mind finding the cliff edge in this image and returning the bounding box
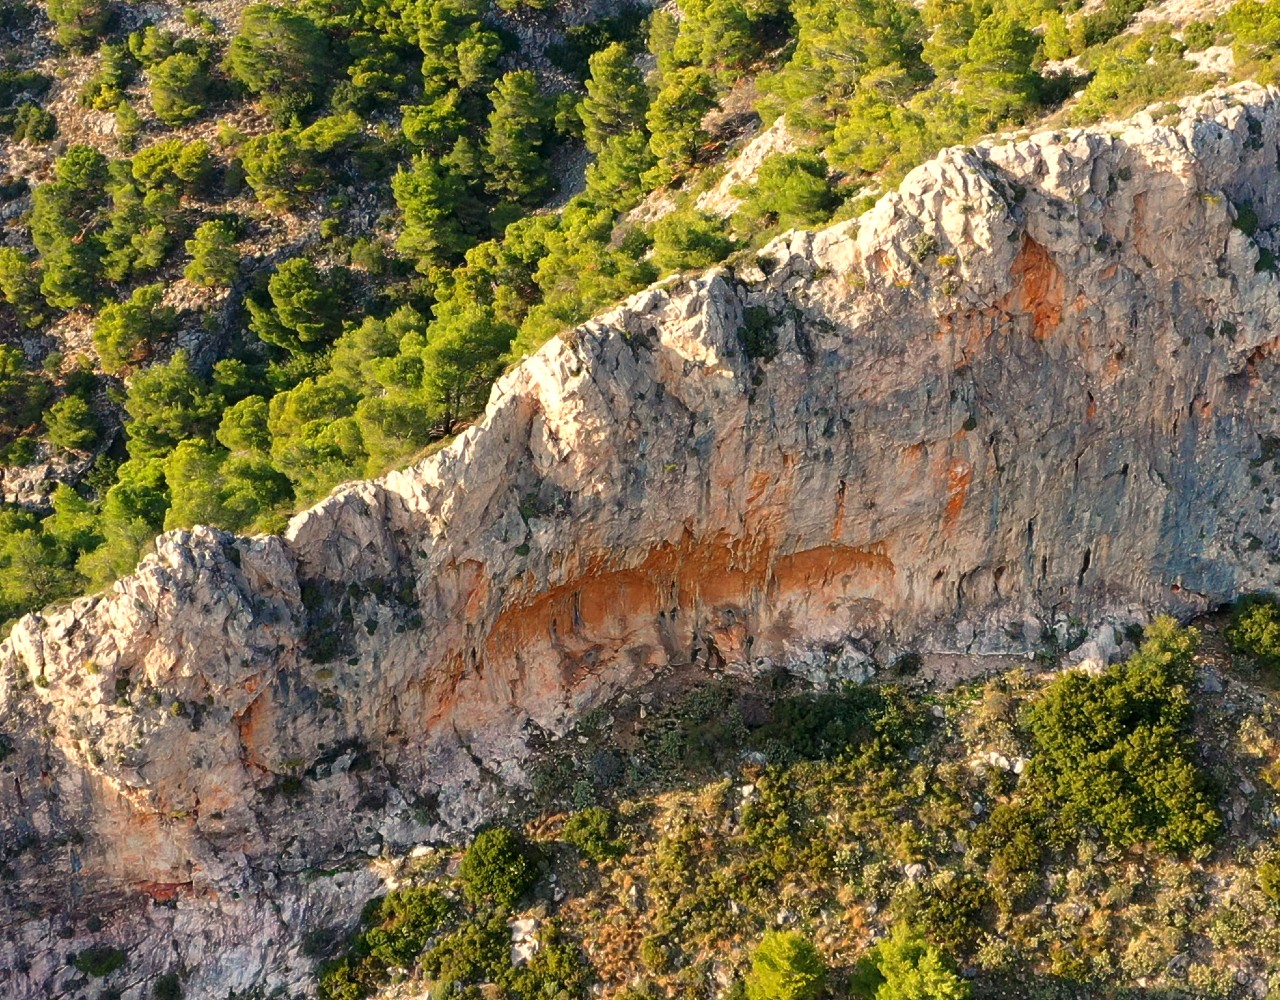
[1,84,1279,996]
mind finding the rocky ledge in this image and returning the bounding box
[2,84,1279,997]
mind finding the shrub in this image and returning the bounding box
[745,931,827,1000]
[1068,32,1206,125]
[93,284,178,374]
[1024,616,1220,852]
[851,924,969,1000]
[893,872,991,953]
[1227,595,1280,674]
[71,945,127,977]
[152,972,183,1000]
[738,305,778,363]
[651,211,736,272]
[752,685,919,762]
[46,395,100,453]
[360,886,453,968]
[123,350,221,460]
[459,826,538,909]
[1259,858,1280,906]
[318,886,454,1000]
[81,42,135,110]
[562,806,624,862]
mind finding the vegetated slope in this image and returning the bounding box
[0,0,1272,634]
[0,80,1279,996]
[317,612,1280,1000]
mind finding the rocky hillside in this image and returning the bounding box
[1,82,1280,997]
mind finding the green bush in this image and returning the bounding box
[46,394,100,453]
[1227,595,1280,674]
[459,826,538,909]
[745,930,827,1000]
[651,211,736,272]
[71,945,127,977]
[360,886,453,968]
[227,4,333,122]
[893,872,991,953]
[419,915,513,991]
[646,66,715,183]
[562,806,624,862]
[1069,31,1206,124]
[317,886,453,1000]
[1024,616,1220,852]
[1083,0,1150,46]
[1259,858,1280,906]
[851,924,969,1000]
[753,684,919,763]
[152,972,183,1000]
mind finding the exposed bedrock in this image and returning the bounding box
[1,84,1279,996]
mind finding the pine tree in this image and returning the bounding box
[46,0,112,53]
[184,220,241,288]
[249,258,345,353]
[419,302,515,429]
[46,395,100,453]
[392,155,475,272]
[645,67,715,184]
[579,43,649,155]
[854,925,970,1000]
[226,4,332,122]
[93,283,177,373]
[957,12,1041,128]
[148,52,212,125]
[485,70,552,204]
[124,350,221,460]
[0,249,48,329]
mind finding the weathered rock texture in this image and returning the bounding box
[3,84,1280,997]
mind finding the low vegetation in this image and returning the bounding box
[305,618,1280,999]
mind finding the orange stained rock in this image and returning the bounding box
[1011,236,1065,339]
[137,881,190,903]
[945,460,973,527]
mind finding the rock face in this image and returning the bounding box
[3,83,1280,996]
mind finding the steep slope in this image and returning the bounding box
[2,83,1280,997]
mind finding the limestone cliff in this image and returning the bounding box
[2,84,1280,997]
